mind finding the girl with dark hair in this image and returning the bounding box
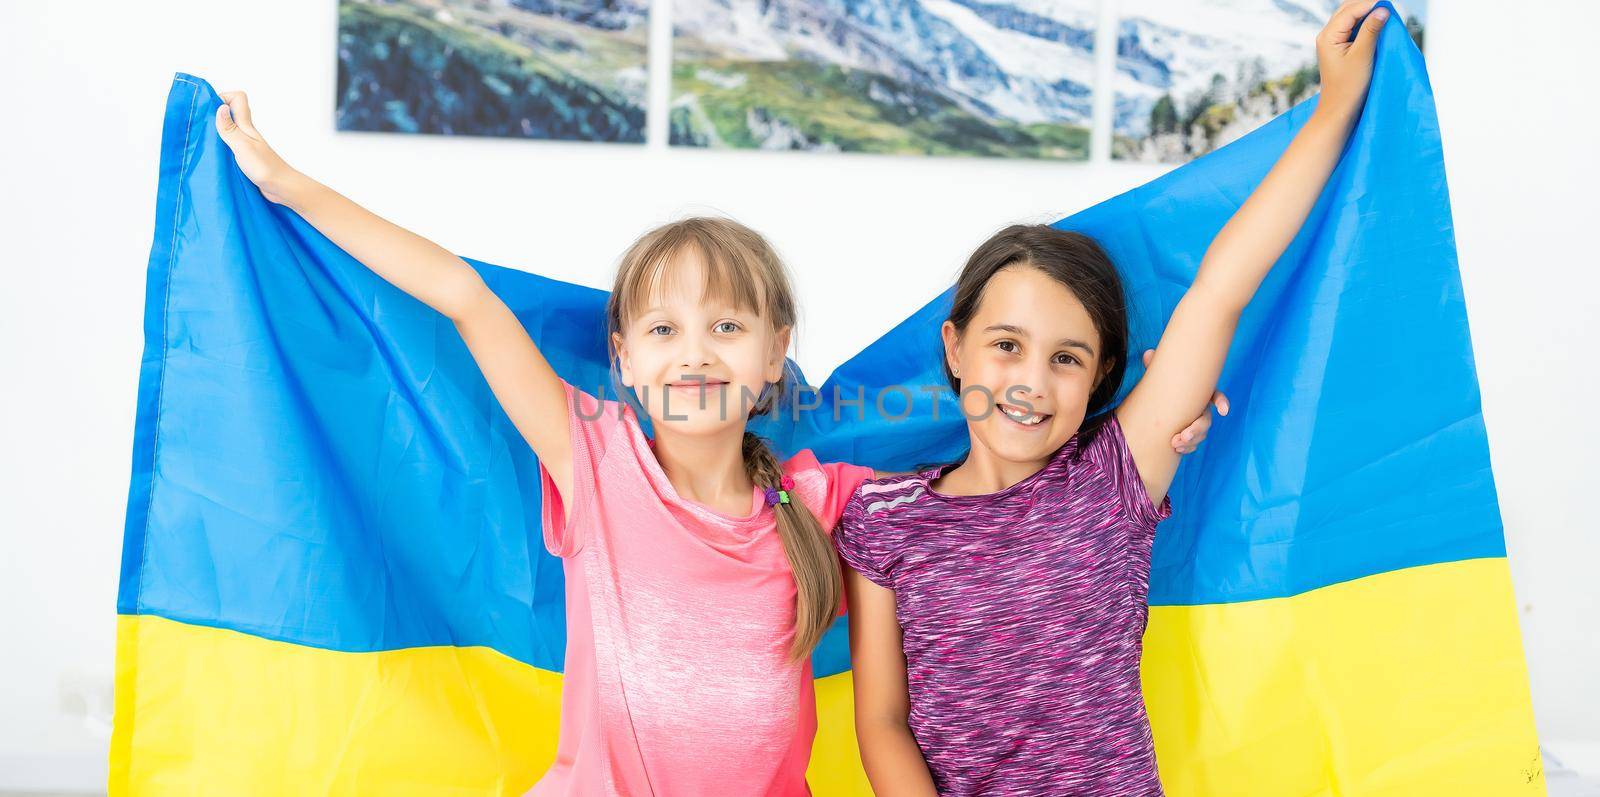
[836,3,1390,794]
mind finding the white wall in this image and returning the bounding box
[1425,0,1600,775]
[0,0,1593,791]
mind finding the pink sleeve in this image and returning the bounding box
[816,460,872,618]
[538,380,627,558]
[816,460,874,530]
[778,453,871,617]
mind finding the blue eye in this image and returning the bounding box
[649,324,673,336]
[715,321,740,334]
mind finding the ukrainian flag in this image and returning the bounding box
[115,6,1540,794]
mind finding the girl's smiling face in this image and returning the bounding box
[613,247,790,435]
[942,264,1112,468]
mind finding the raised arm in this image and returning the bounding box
[1116,0,1387,503]
[214,92,577,503]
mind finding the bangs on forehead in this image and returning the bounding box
[619,235,768,327]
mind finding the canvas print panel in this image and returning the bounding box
[1113,0,1426,163]
[671,0,1098,159]
[337,0,649,143]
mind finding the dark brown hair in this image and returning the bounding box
[944,224,1130,431]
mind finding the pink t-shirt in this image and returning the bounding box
[527,381,872,797]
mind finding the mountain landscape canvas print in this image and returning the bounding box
[336,0,649,143]
[1113,0,1427,162]
[670,0,1098,159]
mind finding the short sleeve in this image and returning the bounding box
[1081,413,1174,528]
[832,491,894,590]
[777,454,873,615]
[815,460,875,530]
[537,380,626,558]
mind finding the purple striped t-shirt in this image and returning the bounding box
[835,413,1172,796]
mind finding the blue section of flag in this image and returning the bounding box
[122,4,1502,679]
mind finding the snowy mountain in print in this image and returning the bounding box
[1114,0,1427,162]
[671,0,1098,159]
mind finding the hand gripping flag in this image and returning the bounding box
[114,6,1542,794]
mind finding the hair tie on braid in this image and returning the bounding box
[763,475,796,506]
[740,431,841,660]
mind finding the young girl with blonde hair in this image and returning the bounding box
[214,105,868,793]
